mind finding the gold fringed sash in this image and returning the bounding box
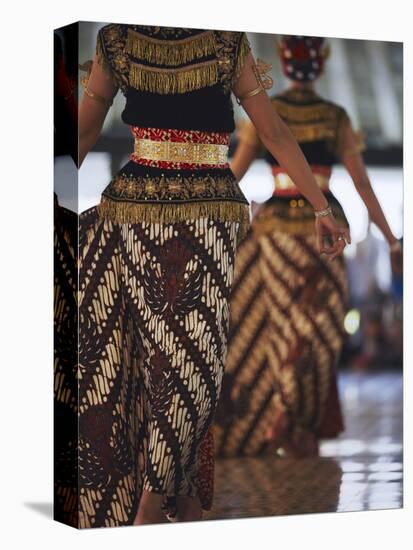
[126,29,216,66]
[129,60,218,94]
[98,197,250,244]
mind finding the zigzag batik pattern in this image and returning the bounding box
[214,229,348,457]
[55,205,238,527]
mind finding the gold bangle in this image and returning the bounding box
[84,86,113,106]
[236,84,264,104]
[314,205,333,218]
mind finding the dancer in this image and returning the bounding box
[214,35,402,458]
[75,25,349,527]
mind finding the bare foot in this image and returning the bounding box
[133,490,169,525]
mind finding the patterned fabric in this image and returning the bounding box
[214,226,348,457]
[60,206,238,527]
[131,126,230,145]
[53,199,78,526]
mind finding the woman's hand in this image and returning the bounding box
[315,214,351,261]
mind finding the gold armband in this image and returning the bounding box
[84,86,113,106]
[79,59,113,106]
[236,57,274,104]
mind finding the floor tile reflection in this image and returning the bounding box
[205,372,402,521]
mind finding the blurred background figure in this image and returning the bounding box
[213,35,402,460]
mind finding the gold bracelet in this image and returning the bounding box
[314,205,333,218]
[236,84,265,104]
[84,86,113,106]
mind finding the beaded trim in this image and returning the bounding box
[99,173,250,243]
[126,28,216,66]
[132,139,229,167]
[103,173,247,204]
[94,25,251,96]
[129,59,218,94]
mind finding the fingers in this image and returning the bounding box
[316,219,351,260]
[343,227,351,244]
[321,235,346,261]
[332,225,351,244]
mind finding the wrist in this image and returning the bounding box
[314,205,333,218]
[312,197,329,211]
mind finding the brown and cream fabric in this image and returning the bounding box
[54,201,239,527]
[213,87,356,458]
[214,227,348,457]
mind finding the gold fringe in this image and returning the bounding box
[126,29,216,66]
[129,60,218,94]
[98,197,251,244]
[235,33,251,80]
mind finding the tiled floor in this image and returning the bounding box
[204,371,403,521]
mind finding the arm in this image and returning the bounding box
[232,52,350,259]
[340,125,402,272]
[78,55,118,167]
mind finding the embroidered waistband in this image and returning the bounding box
[130,127,230,169]
[271,165,331,196]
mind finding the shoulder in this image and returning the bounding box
[271,92,348,121]
[97,24,128,54]
[96,24,129,91]
[214,30,245,42]
[319,98,348,117]
[214,30,250,57]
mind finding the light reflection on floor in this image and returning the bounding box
[204,372,402,521]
